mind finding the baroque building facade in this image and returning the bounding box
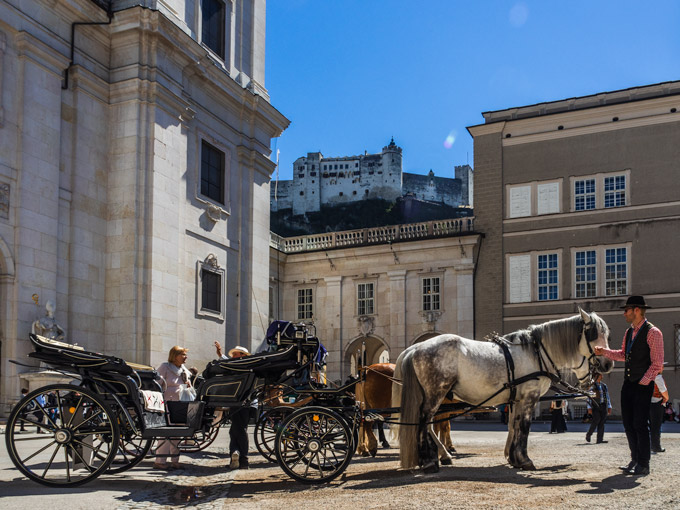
[0,0,288,415]
[468,80,680,416]
[271,138,473,215]
[269,218,479,382]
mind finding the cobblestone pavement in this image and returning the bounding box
[2,421,679,510]
[0,424,239,510]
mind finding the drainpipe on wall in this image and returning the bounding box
[473,233,485,339]
[62,5,114,90]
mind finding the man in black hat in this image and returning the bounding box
[594,295,664,476]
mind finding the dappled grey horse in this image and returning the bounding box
[393,310,613,472]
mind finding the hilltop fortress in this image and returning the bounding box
[271,139,473,215]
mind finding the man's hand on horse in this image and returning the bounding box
[593,346,604,356]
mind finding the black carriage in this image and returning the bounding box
[6,323,360,487]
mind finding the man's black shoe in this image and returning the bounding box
[596,440,608,444]
[651,447,665,453]
[630,465,649,476]
[585,434,591,443]
[619,461,636,472]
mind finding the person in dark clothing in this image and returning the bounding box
[585,373,611,443]
[594,295,664,476]
[215,342,252,469]
[549,400,567,433]
[649,372,669,453]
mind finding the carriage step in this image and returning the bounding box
[141,426,197,439]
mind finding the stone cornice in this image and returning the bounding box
[15,30,70,77]
[466,121,505,138]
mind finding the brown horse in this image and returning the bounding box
[354,363,395,457]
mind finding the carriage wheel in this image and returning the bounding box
[5,384,120,487]
[178,424,220,453]
[254,406,294,462]
[105,409,152,474]
[275,406,353,484]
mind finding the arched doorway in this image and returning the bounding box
[345,335,390,377]
[412,331,442,345]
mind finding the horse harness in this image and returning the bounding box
[489,319,600,408]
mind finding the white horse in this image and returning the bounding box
[392,310,613,472]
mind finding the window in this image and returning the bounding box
[201,0,225,58]
[605,247,627,296]
[197,255,225,320]
[422,277,440,311]
[507,180,561,218]
[575,250,596,298]
[537,253,558,301]
[604,175,626,208]
[570,244,630,299]
[202,270,221,312]
[357,283,374,316]
[201,140,225,204]
[297,288,313,320]
[571,171,628,212]
[508,251,560,303]
[574,179,595,211]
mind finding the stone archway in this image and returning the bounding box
[412,331,442,345]
[345,335,390,377]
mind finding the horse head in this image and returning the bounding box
[578,309,613,381]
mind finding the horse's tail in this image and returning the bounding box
[391,350,406,442]
[396,350,423,469]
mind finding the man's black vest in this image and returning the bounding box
[624,321,652,383]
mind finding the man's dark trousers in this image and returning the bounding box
[621,380,654,467]
[649,401,665,450]
[229,407,251,461]
[587,405,607,442]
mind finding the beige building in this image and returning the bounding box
[269,218,480,382]
[468,81,680,415]
[0,0,288,415]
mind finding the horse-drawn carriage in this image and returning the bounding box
[6,310,612,486]
[6,323,361,486]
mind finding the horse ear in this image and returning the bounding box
[579,308,591,324]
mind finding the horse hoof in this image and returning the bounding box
[448,447,457,454]
[440,457,452,466]
[422,462,440,474]
[361,451,370,457]
[370,449,377,457]
[520,462,536,471]
[382,442,391,449]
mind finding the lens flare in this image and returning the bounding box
[443,131,456,149]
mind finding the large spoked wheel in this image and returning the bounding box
[178,424,221,453]
[5,384,120,487]
[254,406,294,462]
[106,408,152,474]
[275,406,353,484]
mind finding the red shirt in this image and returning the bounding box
[602,319,664,385]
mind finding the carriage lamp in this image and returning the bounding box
[313,414,320,422]
[69,406,76,414]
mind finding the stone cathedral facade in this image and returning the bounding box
[0,0,288,415]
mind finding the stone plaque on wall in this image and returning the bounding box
[0,183,9,219]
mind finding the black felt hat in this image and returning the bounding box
[620,295,652,309]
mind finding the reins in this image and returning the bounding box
[386,319,599,427]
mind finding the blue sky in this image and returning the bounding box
[265,1,680,181]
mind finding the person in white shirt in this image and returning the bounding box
[649,370,669,453]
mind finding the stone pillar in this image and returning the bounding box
[388,269,407,357]
[323,276,343,381]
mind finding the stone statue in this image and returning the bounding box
[32,300,65,341]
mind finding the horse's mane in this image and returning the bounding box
[525,312,608,366]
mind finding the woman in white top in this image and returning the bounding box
[154,346,192,469]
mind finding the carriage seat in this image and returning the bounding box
[28,333,133,376]
[202,343,301,379]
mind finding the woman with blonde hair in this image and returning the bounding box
[154,346,192,469]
